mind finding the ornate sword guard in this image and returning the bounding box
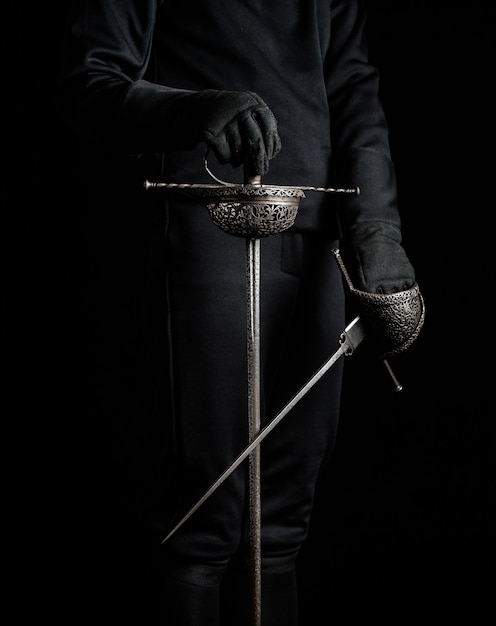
[144,154,359,238]
[203,183,304,237]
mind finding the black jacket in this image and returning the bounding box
[56,0,400,233]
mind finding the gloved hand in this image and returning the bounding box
[170,89,281,175]
[342,220,416,294]
[333,145,424,357]
[333,246,425,359]
[119,83,281,174]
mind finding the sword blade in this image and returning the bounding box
[161,315,367,544]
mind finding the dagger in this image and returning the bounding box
[161,314,367,544]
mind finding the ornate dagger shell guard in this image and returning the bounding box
[332,248,425,358]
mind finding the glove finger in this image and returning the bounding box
[207,122,253,169]
[225,123,246,168]
[239,113,270,175]
[245,106,281,161]
[343,223,415,294]
[204,92,280,174]
[360,243,415,294]
[207,132,234,166]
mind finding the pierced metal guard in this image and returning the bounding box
[143,153,359,239]
[204,185,304,237]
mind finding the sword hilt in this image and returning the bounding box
[332,247,404,393]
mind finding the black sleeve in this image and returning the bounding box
[325,0,402,230]
[55,0,200,153]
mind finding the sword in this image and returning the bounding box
[161,314,367,544]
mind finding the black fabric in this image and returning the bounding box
[157,574,220,626]
[53,1,413,623]
[152,196,345,567]
[55,0,393,233]
[220,555,298,626]
[335,147,416,293]
[168,89,281,175]
[156,565,298,626]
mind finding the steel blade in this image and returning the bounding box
[161,315,367,544]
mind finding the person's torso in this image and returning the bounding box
[151,0,338,232]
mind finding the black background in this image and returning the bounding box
[3,1,494,622]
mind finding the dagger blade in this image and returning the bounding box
[161,315,367,544]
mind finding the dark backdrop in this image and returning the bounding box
[3,1,494,622]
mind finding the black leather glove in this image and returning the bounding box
[342,220,415,294]
[334,147,423,356]
[185,90,281,175]
[117,84,281,174]
[140,88,281,175]
[335,147,415,294]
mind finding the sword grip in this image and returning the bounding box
[243,159,262,186]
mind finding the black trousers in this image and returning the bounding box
[156,194,346,586]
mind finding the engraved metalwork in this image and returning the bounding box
[203,185,304,236]
[332,248,425,359]
[348,283,425,358]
